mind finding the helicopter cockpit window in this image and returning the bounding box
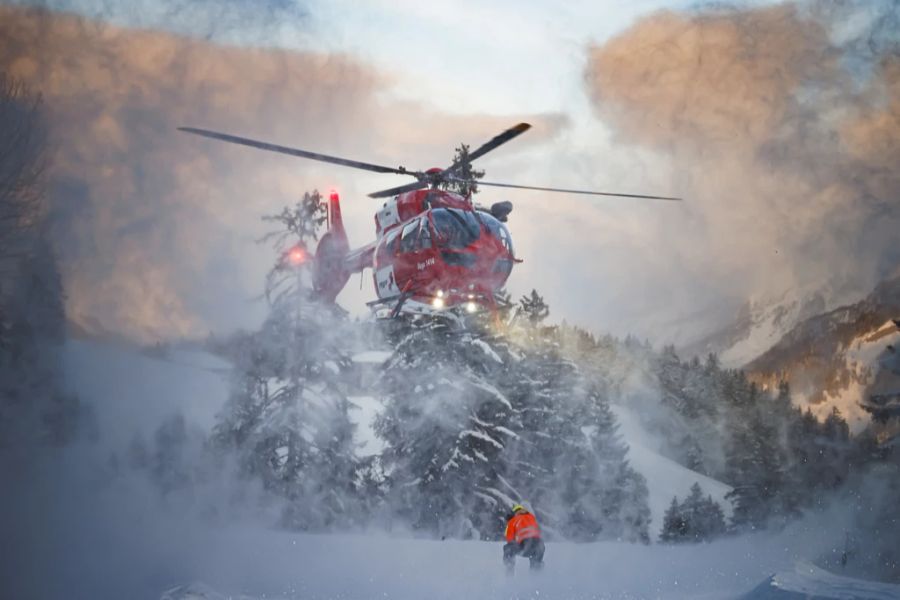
[477,212,514,256]
[384,229,401,255]
[418,220,432,250]
[431,208,480,249]
[400,220,419,253]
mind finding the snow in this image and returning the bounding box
[348,396,385,456]
[148,528,899,600]
[351,350,392,364]
[746,562,900,599]
[483,486,519,508]
[612,405,734,533]
[467,380,514,410]
[459,429,504,449]
[493,425,520,439]
[471,338,504,364]
[720,291,811,368]
[810,320,900,432]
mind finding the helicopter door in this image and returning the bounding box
[393,219,421,287]
[374,228,401,298]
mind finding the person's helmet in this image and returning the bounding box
[511,503,526,513]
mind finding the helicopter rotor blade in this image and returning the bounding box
[447,123,531,172]
[465,179,682,201]
[368,180,429,199]
[178,127,412,176]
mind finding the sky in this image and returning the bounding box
[2,0,898,345]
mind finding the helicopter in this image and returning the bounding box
[178,123,680,318]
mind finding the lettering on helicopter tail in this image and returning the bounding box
[376,199,401,233]
[417,257,436,271]
[375,265,400,296]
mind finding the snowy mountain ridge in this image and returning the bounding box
[682,285,832,368]
[744,276,900,430]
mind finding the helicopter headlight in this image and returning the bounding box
[465,301,478,314]
[432,296,445,309]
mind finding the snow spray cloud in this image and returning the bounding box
[0,4,566,342]
[583,1,900,322]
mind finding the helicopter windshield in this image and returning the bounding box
[431,208,480,249]
[477,212,514,256]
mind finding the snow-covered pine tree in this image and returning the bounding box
[659,497,686,543]
[582,385,651,543]
[682,482,726,541]
[504,323,588,538]
[515,289,550,328]
[659,482,725,543]
[213,191,362,530]
[724,385,793,531]
[375,318,517,539]
[506,293,650,543]
[637,347,726,479]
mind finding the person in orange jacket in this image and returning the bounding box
[503,503,544,572]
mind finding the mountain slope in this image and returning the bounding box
[612,405,733,530]
[683,287,830,368]
[745,277,900,429]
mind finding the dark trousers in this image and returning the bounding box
[503,537,545,570]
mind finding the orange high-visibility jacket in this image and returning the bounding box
[505,512,541,543]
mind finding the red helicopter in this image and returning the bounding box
[178,123,679,318]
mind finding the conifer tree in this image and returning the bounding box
[213,192,361,530]
[443,144,484,197]
[660,497,686,543]
[725,399,791,530]
[516,289,550,327]
[375,319,517,539]
[660,482,725,543]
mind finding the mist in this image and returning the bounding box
[582,1,900,339]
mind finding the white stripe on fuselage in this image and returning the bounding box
[375,265,400,296]
[376,199,401,234]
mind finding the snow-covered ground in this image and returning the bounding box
[746,562,900,600]
[49,339,899,600]
[150,528,900,600]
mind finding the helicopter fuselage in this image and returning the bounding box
[367,189,515,314]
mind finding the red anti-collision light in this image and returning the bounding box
[287,246,306,265]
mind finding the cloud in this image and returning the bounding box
[0,5,566,341]
[583,2,900,328]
